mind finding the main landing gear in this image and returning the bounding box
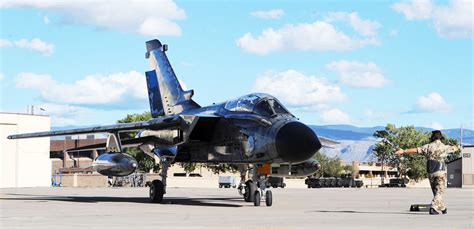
[238,164,273,207]
[149,156,171,203]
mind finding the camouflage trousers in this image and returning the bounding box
[429,173,446,213]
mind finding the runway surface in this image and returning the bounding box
[1,187,473,228]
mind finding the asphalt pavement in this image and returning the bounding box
[1,187,473,228]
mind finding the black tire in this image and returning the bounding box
[282,183,286,188]
[244,180,256,202]
[219,184,222,188]
[265,190,272,207]
[150,180,164,203]
[254,191,261,206]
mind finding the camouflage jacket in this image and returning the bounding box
[417,140,458,161]
[417,140,459,176]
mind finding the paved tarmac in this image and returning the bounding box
[1,187,473,228]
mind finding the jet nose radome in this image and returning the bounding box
[275,122,322,163]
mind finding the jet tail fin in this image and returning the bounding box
[145,39,200,116]
[145,70,164,118]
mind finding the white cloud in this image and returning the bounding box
[38,103,94,126]
[364,109,393,119]
[0,0,186,36]
[16,71,147,105]
[237,14,380,55]
[0,72,4,81]
[320,108,351,124]
[252,70,346,108]
[416,92,452,112]
[392,0,473,38]
[43,15,50,24]
[430,121,444,130]
[324,12,380,37]
[14,38,54,56]
[326,60,390,88]
[1,38,54,56]
[392,0,433,20]
[251,9,284,20]
[0,39,12,48]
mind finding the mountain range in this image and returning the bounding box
[310,125,473,163]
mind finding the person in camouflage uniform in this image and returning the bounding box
[395,130,459,215]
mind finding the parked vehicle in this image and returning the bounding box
[380,178,409,188]
[218,176,236,188]
[267,177,286,188]
[305,177,364,188]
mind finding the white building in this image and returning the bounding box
[0,112,51,188]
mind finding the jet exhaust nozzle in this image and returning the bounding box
[92,153,138,177]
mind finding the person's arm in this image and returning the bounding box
[395,148,419,155]
[448,144,460,152]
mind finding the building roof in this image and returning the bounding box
[0,112,49,117]
[447,157,462,164]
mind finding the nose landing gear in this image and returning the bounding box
[238,164,273,207]
[253,175,273,206]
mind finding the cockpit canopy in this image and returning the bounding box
[224,93,292,117]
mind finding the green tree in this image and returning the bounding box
[313,151,345,177]
[116,111,159,172]
[205,164,239,174]
[178,162,205,174]
[373,124,429,181]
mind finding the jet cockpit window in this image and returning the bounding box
[224,94,260,112]
[254,99,290,117]
[269,99,290,114]
[254,100,273,117]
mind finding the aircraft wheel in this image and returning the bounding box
[265,190,272,207]
[150,180,164,203]
[254,191,261,206]
[244,180,255,202]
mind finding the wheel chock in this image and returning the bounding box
[410,204,430,212]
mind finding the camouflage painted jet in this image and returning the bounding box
[8,39,323,206]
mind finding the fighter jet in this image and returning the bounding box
[8,39,322,207]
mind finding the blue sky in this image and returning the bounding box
[0,0,472,130]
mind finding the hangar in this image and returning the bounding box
[0,112,51,188]
[447,145,474,188]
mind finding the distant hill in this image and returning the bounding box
[310,125,474,163]
[310,125,473,144]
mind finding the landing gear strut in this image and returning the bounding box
[238,164,273,207]
[253,175,272,207]
[149,156,171,203]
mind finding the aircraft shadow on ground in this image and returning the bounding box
[1,193,244,208]
[309,210,424,216]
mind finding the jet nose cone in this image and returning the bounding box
[275,122,322,163]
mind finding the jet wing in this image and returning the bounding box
[7,115,182,140]
[64,136,170,152]
[319,136,340,145]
